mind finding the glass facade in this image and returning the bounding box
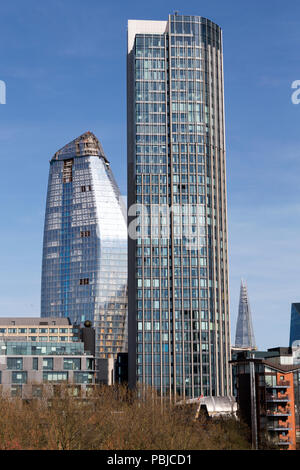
[41,132,128,360]
[12,372,27,384]
[43,372,68,382]
[127,15,231,399]
[289,303,300,347]
[0,341,85,355]
[64,358,81,370]
[7,358,23,370]
[234,280,256,349]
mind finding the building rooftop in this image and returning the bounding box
[51,131,109,163]
[178,396,237,417]
[0,317,71,326]
[263,359,300,373]
[128,19,168,53]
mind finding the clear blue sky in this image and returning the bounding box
[0,0,300,350]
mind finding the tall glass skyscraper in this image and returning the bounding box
[41,131,128,360]
[289,303,300,347]
[127,15,231,399]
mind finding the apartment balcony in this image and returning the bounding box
[266,410,291,417]
[266,393,289,402]
[267,424,292,432]
[266,381,290,389]
[276,440,292,446]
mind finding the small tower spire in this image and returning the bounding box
[235,280,256,349]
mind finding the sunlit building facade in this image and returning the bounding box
[127,14,231,399]
[41,132,128,360]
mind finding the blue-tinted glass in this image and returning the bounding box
[41,132,128,360]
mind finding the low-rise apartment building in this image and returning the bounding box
[231,347,300,450]
[0,317,96,398]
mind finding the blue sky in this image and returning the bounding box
[0,0,300,349]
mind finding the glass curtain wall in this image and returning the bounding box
[41,132,128,360]
[128,15,231,399]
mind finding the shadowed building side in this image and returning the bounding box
[289,303,300,347]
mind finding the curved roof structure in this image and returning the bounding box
[178,396,237,417]
[51,131,108,163]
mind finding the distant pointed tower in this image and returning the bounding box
[235,280,256,349]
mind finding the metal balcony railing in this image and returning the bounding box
[276,437,292,445]
[266,381,290,388]
[266,410,291,417]
[266,393,289,402]
[267,424,292,431]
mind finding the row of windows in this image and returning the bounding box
[0,343,84,356]
[136,155,166,164]
[135,59,165,70]
[170,58,204,69]
[137,288,208,297]
[136,268,208,278]
[137,321,209,331]
[9,384,95,398]
[136,255,207,264]
[5,357,94,371]
[135,92,166,103]
[135,113,166,124]
[136,125,166,133]
[137,335,212,351]
[135,36,165,48]
[170,46,203,59]
[135,164,168,173]
[171,80,206,92]
[135,161,205,172]
[136,247,207,257]
[135,172,204,184]
[136,135,166,143]
[0,328,71,334]
[0,371,95,385]
[170,69,204,81]
[137,344,211,358]
[135,47,165,58]
[3,336,77,343]
[135,195,209,206]
[136,70,165,80]
[136,103,166,113]
[138,310,212,320]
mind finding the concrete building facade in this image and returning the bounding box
[0,318,96,398]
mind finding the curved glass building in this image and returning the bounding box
[127,14,231,398]
[41,131,128,359]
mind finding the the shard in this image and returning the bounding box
[235,280,256,349]
[41,131,128,360]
